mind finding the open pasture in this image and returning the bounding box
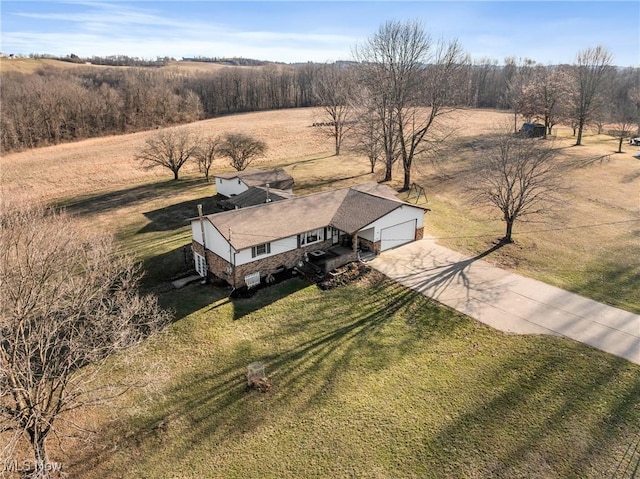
[2,107,638,311]
[2,107,639,477]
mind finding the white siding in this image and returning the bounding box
[191,220,203,244]
[358,227,375,241]
[380,220,417,251]
[191,219,236,262]
[216,177,249,197]
[235,236,298,266]
[360,205,424,241]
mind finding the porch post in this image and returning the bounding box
[352,233,358,254]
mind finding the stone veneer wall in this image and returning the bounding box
[193,238,335,288]
[193,241,234,283]
[358,237,381,254]
[233,239,333,287]
[193,226,424,288]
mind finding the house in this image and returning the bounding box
[215,168,294,198]
[220,186,295,210]
[519,122,546,138]
[191,183,426,288]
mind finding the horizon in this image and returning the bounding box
[1,1,639,67]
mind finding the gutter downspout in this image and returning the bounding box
[197,204,208,280]
[229,227,237,290]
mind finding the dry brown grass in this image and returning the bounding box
[0,57,117,74]
[0,57,271,75]
[2,107,638,310]
[0,108,332,204]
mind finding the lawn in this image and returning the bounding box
[2,107,639,477]
[2,107,638,312]
[62,275,639,479]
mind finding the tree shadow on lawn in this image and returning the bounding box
[139,244,194,291]
[379,241,506,315]
[70,278,467,477]
[417,342,640,478]
[137,194,225,233]
[56,178,206,218]
[230,276,312,321]
[257,279,467,408]
[139,245,232,322]
[566,241,640,315]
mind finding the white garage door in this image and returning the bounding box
[380,219,417,251]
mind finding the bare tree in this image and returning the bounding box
[520,66,571,137]
[312,64,355,155]
[353,110,383,173]
[569,46,614,146]
[195,135,221,181]
[0,203,170,477]
[218,132,267,171]
[628,86,640,136]
[610,84,638,153]
[354,21,468,189]
[503,57,536,133]
[135,129,199,180]
[471,133,560,243]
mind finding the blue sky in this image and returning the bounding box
[1,1,638,66]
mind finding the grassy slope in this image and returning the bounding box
[0,58,244,74]
[3,108,637,312]
[68,277,639,479]
[2,108,639,476]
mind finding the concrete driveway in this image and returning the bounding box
[370,239,640,365]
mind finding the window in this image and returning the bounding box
[299,228,325,246]
[194,252,207,277]
[251,243,271,258]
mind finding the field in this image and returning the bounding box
[0,57,270,74]
[2,107,638,311]
[1,107,639,477]
[65,276,639,478]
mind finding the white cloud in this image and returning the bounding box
[3,1,356,62]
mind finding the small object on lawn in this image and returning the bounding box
[247,361,265,386]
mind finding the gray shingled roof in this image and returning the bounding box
[215,168,294,190]
[331,189,400,233]
[204,182,415,251]
[222,186,295,209]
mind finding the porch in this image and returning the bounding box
[307,245,358,274]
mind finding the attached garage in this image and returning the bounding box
[380,219,417,251]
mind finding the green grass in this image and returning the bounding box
[408,193,640,314]
[69,275,639,479]
[33,134,637,477]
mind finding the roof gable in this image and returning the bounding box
[331,189,400,233]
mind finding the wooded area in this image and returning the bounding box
[1,54,638,153]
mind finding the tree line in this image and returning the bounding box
[0,64,319,152]
[2,45,638,155]
[313,26,638,190]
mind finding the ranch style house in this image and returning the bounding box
[191,182,426,288]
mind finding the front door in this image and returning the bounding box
[331,227,339,245]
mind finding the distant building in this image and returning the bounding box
[214,168,294,198]
[520,123,546,138]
